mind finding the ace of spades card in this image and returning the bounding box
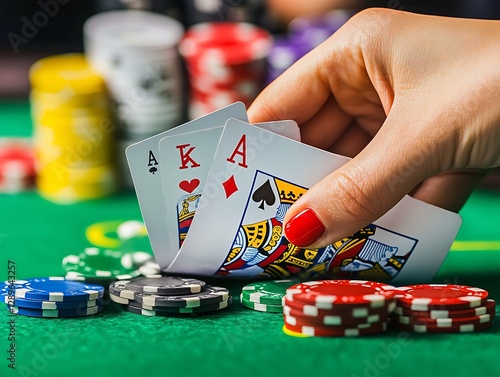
[167,119,462,283]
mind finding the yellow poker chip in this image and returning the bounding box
[29,53,105,95]
[282,325,310,338]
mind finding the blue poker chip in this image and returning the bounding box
[2,295,104,310]
[7,305,104,318]
[1,277,104,302]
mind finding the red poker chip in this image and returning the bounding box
[284,305,389,326]
[179,22,272,66]
[283,319,388,337]
[393,312,494,327]
[283,297,396,317]
[391,319,493,334]
[286,280,397,309]
[393,298,496,319]
[0,139,36,192]
[394,284,489,311]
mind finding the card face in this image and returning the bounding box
[167,119,462,284]
[157,119,301,256]
[125,102,248,268]
[159,127,224,253]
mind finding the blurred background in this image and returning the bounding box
[0,0,499,203]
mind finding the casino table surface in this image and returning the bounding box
[1,100,500,377]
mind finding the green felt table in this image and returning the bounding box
[1,100,500,377]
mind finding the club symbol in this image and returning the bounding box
[149,167,158,175]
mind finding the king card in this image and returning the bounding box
[158,120,300,255]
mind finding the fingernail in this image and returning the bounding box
[284,208,326,247]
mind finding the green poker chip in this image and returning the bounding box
[63,247,154,282]
[240,294,283,313]
[241,279,300,305]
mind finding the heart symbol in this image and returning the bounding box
[179,179,200,193]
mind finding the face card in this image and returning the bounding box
[125,102,248,268]
[167,119,462,284]
[157,119,300,255]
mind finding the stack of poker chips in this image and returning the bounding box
[179,22,272,119]
[29,53,118,204]
[0,138,35,193]
[282,280,397,337]
[390,284,495,334]
[1,277,104,318]
[84,10,185,188]
[239,279,299,313]
[109,276,232,316]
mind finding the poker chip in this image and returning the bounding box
[179,22,271,119]
[241,279,299,305]
[127,297,233,316]
[2,296,102,310]
[395,313,494,327]
[133,286,230,308]
[394,284,489,311]
[0,138,36,193]
[391,320,493,334]
[29,53,118,203]
[283,320,388,337]
[286,280,397,309]
[109,292,129,305]
[240,294,283,313]
[1,277,104,302]
[63,248,154,282]
[283,305,386,326]
[7,305,103,318]
[284,297,396,317]
[112,276,206,296]
[393,298,496,319]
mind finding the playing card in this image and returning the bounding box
[157,119,300,255]
[125,102,248,268]
[167,119,462,284]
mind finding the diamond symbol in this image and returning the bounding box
[222,175,238,198]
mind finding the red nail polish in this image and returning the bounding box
[284,208,325,247]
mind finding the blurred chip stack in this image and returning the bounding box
[266,36,309,84]
[0,139,36,193]
[83,10,185,187]
[179,22,272,119]
[30,53,118,204]
[288,10,351,51]
[266,10,352,84]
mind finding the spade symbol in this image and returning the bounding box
[252,179,276,210]
[149,167,158,175]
